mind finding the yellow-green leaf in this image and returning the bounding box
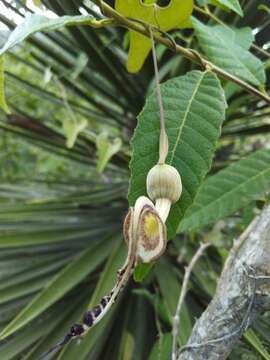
[33,0,42,7]
[96,132,122,173]
[0,56,10,114]
[62,118,87,149]
[115,0,194,72]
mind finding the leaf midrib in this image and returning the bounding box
[168,71,206,165]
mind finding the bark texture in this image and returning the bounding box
[178,205,270,360]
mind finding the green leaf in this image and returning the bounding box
[0,15,98,56]
[244,329,270,360]
[0,238,117,340]
[21,295,89,360]
[129,70,226,238]
[96,132,122,173]
[133,262,153,282]
[193,19,266,86]
[0,56,10,114]
[70,53,88,80]
[62,118,87,149]
[210,0,243,16]
[149,333,173,360]
[118,331,135,360]
[33,0,42,7]
[133,288,170,324]
[179,149,270,232]
[115,0,193,72]
[0,301,74,360]
[232,27,254,49]
[155,259,192,345]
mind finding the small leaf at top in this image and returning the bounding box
[115,0,194,73]
[96,132,122,173]
[129,70,227,239]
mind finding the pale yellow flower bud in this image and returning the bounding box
[146,164,182,204]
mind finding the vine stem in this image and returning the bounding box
[91,0,270,104]
[171,242,211,360]
[150,27,168,164]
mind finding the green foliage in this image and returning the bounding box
[0,0,269,359]
[129,70,226,238]
[96,132,122,173]
[193,19,266,85]
[179,149,270,232]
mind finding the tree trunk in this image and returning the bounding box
[178,205,270,360]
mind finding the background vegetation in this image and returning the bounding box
[0,0,269,359]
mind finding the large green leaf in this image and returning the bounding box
[129,70,226,238]
[0,238,117,340]
[179,149,270,232]
[193,19,266,86]
[0,14,99,56]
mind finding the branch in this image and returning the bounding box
[172,242,211,360]
[177,205,270,360]
[93,0,270,104]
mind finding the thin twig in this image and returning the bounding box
[91,0,270,104]
[150,27,168,164]
[171,242,211,360]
